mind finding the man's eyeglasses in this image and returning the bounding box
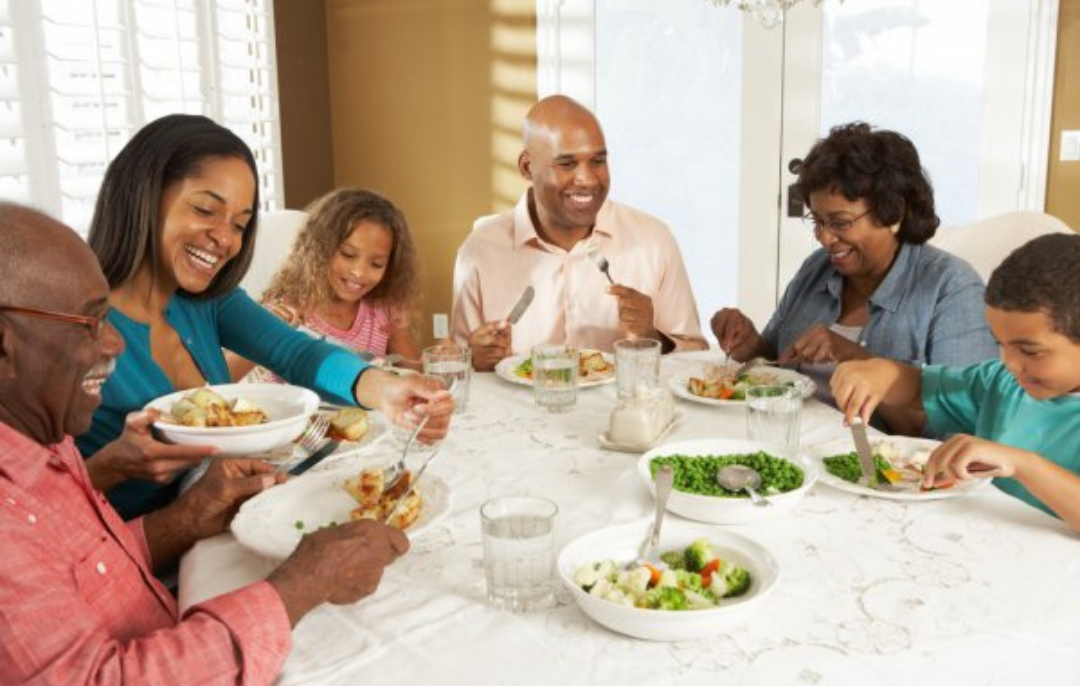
[802,209,873,236]
[0,305,110,339]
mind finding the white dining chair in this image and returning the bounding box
[241,208,309,299]
[931,211,1074,283]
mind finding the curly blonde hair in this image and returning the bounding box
[263,188,420,319]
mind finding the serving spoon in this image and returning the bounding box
[717,464,772,507]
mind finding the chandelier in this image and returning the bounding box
[705,0,837,29]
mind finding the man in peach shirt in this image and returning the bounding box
[452,95,707,371]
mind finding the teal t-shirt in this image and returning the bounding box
[922,359,1080,516]
[76,288,370,519]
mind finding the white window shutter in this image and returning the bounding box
[1,0,283,237]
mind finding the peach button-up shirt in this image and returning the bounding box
[452,192,707,355]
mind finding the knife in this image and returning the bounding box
[850,418,878,488]
[506,285,535,325]
[288,439,340,476]
[384,448,440,524]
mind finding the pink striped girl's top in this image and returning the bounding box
[305,300,407,356]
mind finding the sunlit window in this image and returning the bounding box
[0,0,282,236]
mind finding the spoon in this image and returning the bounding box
[717,464,772,507]
[636,465,674,567]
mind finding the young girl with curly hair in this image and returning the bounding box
[234,188,422,378]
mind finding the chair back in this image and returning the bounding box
[241,209,309,299]
[932,211,1074,282]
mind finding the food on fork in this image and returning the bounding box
[327,406,369,442]
[343,467,423,530]
[169,387,268,427]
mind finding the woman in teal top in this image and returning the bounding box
[78,115,452,519]
[831,233,1080,531]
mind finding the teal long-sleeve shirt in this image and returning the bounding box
[77,288,370,519]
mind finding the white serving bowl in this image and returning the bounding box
[637,438,817,524]
[558,520,779,641]
[145,383,320,456]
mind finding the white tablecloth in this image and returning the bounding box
[179,356,1080,685]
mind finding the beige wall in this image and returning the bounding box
[1047,2,1079,231]
[272,0,336,210]
[324,0,536,344]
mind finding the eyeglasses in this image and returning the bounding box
[802,209,873,236]
[0,305,110,340]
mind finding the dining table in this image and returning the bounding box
[179,352,1080,686]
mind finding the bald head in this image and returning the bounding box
[522,95,604,153]
[0,202,104,311]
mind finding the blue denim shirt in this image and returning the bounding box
[762,242,997,367]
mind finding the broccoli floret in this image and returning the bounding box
[684,538,716,573]
[674,569,703,592]
[712,564,751,598]
[645,584,688,610]
[659,550,685,569]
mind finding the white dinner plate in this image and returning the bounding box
[807,435,991,501]
[231,460,452,559]
[667,365,815,407]
[494,351,616,388]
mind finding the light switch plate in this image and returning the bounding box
[433,313,449,339]
[1061,131,1080,162]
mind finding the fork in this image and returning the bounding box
[588,249,615,285]
[275,414,329,473]
[383,413,430,489]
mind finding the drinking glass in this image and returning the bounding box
[422,343,470,413]
[480,495,558,613]
[745,385,802,453]
[531,343,578,413]
[613,337,661,399]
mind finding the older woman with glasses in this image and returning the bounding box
[710,122,996,426]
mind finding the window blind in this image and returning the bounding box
[0,0,282,236]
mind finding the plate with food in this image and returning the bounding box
[145,383,319,456]
[808,435,991,501]
[667,363,814,407]
[231,460,452,559]
[494,349,616,388]
[558,520,779,641]
[637,438,817,523]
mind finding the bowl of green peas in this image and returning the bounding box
[637,439,817,523]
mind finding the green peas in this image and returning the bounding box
[649,452,804,497]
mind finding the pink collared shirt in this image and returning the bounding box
[451,193,707,354]
[0,423,291,685]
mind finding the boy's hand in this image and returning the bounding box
[830,359,901,424]
[922,434,1019,489]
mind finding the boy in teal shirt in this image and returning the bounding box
[831,232,1080,531]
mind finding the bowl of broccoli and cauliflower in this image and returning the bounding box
[558,520,779,641]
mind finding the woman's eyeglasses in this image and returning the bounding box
[803,209,873,236]
[0,305,110,339]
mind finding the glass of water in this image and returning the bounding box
[745,384,802,453]
[422,343,471,413]
[613,337,661,399]
[480,495,558,613]
[531,343,578,413]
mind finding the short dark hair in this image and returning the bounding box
[986,232,1080,341]
[87,114,260,299]
[793,122,939,244]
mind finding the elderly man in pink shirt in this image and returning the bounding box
[0,203,411,685]
[451,95,707,371]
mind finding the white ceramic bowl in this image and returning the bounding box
[558,520,779,641]
[637,438,817,524]
[145,383,320,456]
